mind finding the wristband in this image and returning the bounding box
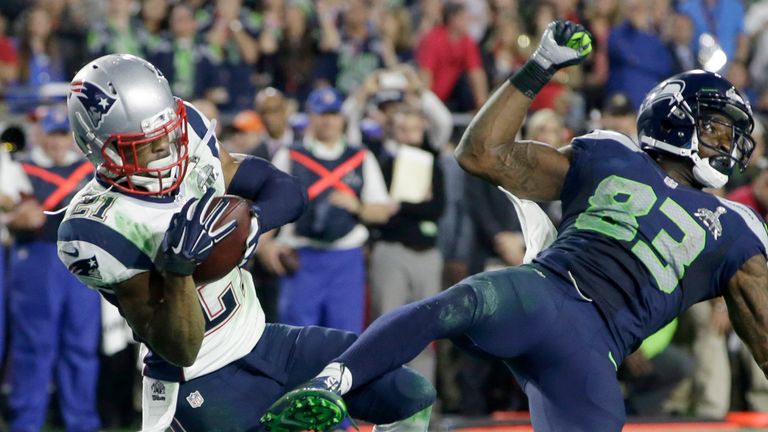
[508,60,553,99]
[154,251,196,276]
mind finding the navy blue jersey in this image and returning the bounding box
[535,130,768,358]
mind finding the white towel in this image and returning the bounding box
[141,376,180,432]
[497,186,557,264]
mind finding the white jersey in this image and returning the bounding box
[57,102,265,382]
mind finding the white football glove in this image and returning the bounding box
[531,20,593,72]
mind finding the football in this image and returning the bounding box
[192,195,252,285]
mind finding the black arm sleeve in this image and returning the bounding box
[226,156,308,232]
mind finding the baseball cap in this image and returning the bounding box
[306,87,343,114]
[41,106,70,134]
[373,89,405,107]
[603,93,635,117]
[232,110,265,133]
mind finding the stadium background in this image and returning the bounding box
[2,0,768,430]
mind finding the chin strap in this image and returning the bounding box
[691,153,729,188]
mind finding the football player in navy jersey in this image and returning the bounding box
[262,21,768,432]
[57,54,434,431]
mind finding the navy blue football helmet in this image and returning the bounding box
[637,69,755,188]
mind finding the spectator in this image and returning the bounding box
[606,0,675,109]
[681,298,733,418]
[525,108,567,224]
[416,1,488,112]
[454,163,527,416]
[250,88,298,324]
[7,106,101,432]
[677,0,749,73]
[378,5,416,67]
[708,167,768,416]
[552,0,582,22]
[223,109,265,154]
[666,12,698,73]
[434,139,476,412]
[252,86,296,161]
[200,0,261,112]
[254,0,284,62]
[259,0,318,104]
[35,0,89,79]
[0,126,31,376]
[411,0,442,42]
[87,0,143,58]
[342,65,453,152]
[525,108,567,148]
[138,0,170,52]
[526,0,585,127]
[7,6,68,113]
[727,60,758,107]
[462,0,491,42]
[267,87,395,333]
[368,105,445,383]
[0,12,18,89]
[745,0,768,106]
[190,97,223,137]
[600,93,637,140]
[315,0,385,95]
[482,11,527,89]
[727,160,768,221]
[146,3,219,101]
[582,0,621,111]
[618,320,695,416]
[729,118,766,189]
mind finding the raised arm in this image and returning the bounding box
[455,20,591,201]
[725,254,768,378]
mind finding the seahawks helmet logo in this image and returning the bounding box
[70,80,117,128]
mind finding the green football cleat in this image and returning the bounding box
[261,387,348,431]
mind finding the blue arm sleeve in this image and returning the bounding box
[226,156,308,232]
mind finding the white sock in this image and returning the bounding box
[316,362,353,395]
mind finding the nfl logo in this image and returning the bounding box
[186,390,205,408]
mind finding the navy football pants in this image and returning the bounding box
[172,324,435,431]
[337,264,627,432]
[8,241,101,432]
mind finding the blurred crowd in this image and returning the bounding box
[1,0,768,430]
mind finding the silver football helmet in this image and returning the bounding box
[67,54,189,195]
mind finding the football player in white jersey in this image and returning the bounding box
[57,54,435,432]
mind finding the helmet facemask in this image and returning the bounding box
[690,102,755,188]
[100,99,190,195]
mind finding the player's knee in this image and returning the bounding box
[354,367,436,424]
[392,367,436,416]
[445,277,496,325]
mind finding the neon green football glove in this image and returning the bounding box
[510,20,593,98]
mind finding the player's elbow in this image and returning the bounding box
[282,175,308,224]
[151,328,203,367]
[162,341,201,367]
[293,180,308,220]
[175,352,198,368]
[455,144,490,178]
